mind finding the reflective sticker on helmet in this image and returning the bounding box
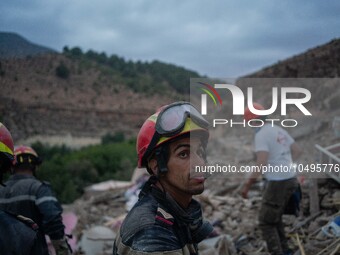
[157,118,208,146]
[0,141,14,155]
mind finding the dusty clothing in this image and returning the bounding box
[0,174,65,255]
[0,210,38,255]
[259,178,298,255]
[255,124,296,181]
[113,177,213,255]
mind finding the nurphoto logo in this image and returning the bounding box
[196,81,312,128]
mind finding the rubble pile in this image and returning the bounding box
[67,119,340,254]
[70,189,127,254]
[66,173,340,255]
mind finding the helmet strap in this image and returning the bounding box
[0,175,4,187]
[138,175,157,199]
[154,146,169,176]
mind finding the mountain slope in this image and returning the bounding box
[246,38,340,78]
[0,32,56,59]
[0,33,198,145]
[1,33,339,147]
[0,53,189,144]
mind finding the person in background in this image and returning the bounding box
[113,101,213,255]
[0,144,72,255]
[241,103,302,255]
[0,122,38,255]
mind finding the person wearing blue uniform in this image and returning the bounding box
[0,122,38,255]
[0,144,71,255]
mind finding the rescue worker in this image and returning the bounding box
[0,144,71,255]
[241,103,302,255]
[0,122,38,255]
[113,101,213,255]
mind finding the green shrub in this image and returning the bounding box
[33,141,136,204]
[101,131,125,144]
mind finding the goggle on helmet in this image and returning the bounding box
[137,101,209,168]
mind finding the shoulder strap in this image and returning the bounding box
[16,214,39,231]
[5,210,39,232]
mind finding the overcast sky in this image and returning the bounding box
[1,0,339,77]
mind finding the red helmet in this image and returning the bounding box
[0,122,14,164]
[244,103,265,122]
[14,145,42,166]
[137,102,209,168]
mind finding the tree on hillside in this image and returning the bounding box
[55,62,70,79]
[62,45,201,94]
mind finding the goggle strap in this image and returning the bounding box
[143,132,161,166]
[154,147,168,175]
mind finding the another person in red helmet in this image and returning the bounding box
[0,144,71,255]
[241,103,302,255]
[0,122,39,255]
[113,102,213,255]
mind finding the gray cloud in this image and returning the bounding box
[0,0,339,77]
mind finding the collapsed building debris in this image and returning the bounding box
[65,169,340,255]
[67,123,340,254]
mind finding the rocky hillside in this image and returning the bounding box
[0,53,187,146]
[0,33,200,146]
[240,38,340,143]
[246,38,340,78]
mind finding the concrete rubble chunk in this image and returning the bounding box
[78,226,116,255]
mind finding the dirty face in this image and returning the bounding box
[162,136,206,201]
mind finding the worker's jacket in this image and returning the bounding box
[0,210,38,255]
[113,177,213,255]
[0,174,65,255]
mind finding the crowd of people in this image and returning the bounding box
[0,101,302,255]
